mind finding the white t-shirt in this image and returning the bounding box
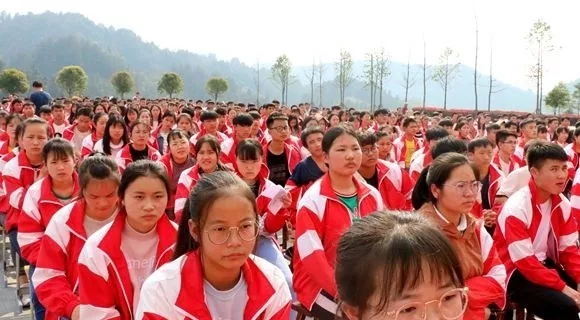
[83,210,118,238]
[120,221,158,311]
[73,127,91,153]
[499,157,511,176]
[204,275,248,320]
[93,139,125,158]
[534,199,552,262]
[53,123,67,136]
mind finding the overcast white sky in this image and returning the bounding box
[4,0,579,91]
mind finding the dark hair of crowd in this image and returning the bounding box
[467,137,493,153]
[425,126,449,142]
[526,142,568,170]
[78,154,120,198]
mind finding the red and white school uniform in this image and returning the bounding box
[512,139,527,167]
[393,135,423,168]
[492,152,521,177]
[293,173,384,310]
[564,143,579,182]
[495,180,580,292]
[0,137,12,157]
[173,164,203,223]
[189,129,228,153]
[568,168,580,232]
[471,164,505,218]
[78,211,177,320]
[374,159,414,210]
[49,120,69,138]
[409,151,432,182]
[0,148,19,215]
[136,251,291,320]
[158,153,194,213]
[62,123,91,143]
[32,200,108,320]
[80,132,100,159]
[18,174,79,265]
[115,144,161,173]
[262,142,301,177]
[2,150,43,233]
[220,136,241,167]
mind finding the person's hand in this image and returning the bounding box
[281,193,292,209]
[483,210,497,227]
[562,285,580,306]
[71,305,80,320]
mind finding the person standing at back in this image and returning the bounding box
[29,81,52,115]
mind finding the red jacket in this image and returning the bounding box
[3,150,43,232]
[374,159,414,210]
[564,143,579,182]
[173,164,202,223]
[189,130,228,155]
[492,152,521,177]
[220,136,240,167]
[80,132,100,159]
[512,138,527,167]
[114,144,161,173]
[293,173,384,309]
[18,174,79,265]
[262,142,301,177]
[393,135,423,168]
[471,164,505,218]
[32,200,98,320]
[0,148,19,214]
[495,180,580,291]
[567,168,580,232]
[62,123,92,143]
[158,153,194,211]
[409,151,432,182]
[78,211,177,320]
[136,251,291,320]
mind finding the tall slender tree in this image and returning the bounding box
[432,48,460,110]
[271,55,292,105]
[527,19,553,114]
[474,15,479,112]
[335,49,355,107]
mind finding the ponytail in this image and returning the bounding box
[411,166,431,210]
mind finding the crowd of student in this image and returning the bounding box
[2,82,580,320]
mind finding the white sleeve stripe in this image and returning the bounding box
[507,239,534,262]
[174,198,186,212]
[559,233,579,251]
[570,195,580,209]
[17,232,44,247]
[297,230,324,260]
[31,267,66,287]
[483,265,507,290]
[80,304,120,319]
[479,224,494,262]
[9,187,23,208]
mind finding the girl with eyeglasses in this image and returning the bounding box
[78,160,177,319]
[412,153,506,319]
[135,171,291,320]
[336,211,469,320]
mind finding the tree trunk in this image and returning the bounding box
[370,54,374,111]
[535,40,541,114]
[488,46,493,111]
[422,41,427,110]
[214,92,218,102]
[405,57,411,103]
[474,16,479,112]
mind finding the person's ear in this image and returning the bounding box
[430,183,441,200]
[530,166,539,180]
[188,219,199,242]
[341,303,360,320]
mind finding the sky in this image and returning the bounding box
[4,0,579,91]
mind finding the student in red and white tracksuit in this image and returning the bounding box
[174,135,230,223]
[18,139,79,268]
[408,126,449,181]
[32,156,121,320]
[293,126,384,319]
[357,132,414,210]
[78,161,177,319]
[564,131,580,182]
[62,107,93,154]
[136,170,291,320]
[189,111,229,153]
[219,113,253,168]
[393,117,422,169]
[158,130,195,219]
[495,144,580,320]
[115,121,161,173]
[80,112,108,159]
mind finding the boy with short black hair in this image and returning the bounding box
[264,112,300,186]
[220,113,254,166]
[63,106,93,153]
[495,142,580,320]
[50,104,68,137]
[514,119,538,165]
[189,111,229,148]
[494,130,520,176]
[393,117,422,169]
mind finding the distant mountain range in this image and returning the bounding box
[0,11,538,111]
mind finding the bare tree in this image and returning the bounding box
[432,47,460,110]
[271,55,292,105]
[527,19,553,114]
[303,59,316,106]
[363,52,375,110]
[375,48,390,109]
[254,60,261,106]
[335,49,355,107]
[474,15,479,112]
[316,63,326,107]
[401,50,417,104]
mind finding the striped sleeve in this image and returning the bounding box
[135,276,176,320]
[33,208,79,318]
[497,202,565,290]
[81,136,95,159]
[78,237,121,319]
[569,169,580,232]
[17,184,44,265]
[174,170,193,223]
[295,194,337,297]
[556,200,580,283]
